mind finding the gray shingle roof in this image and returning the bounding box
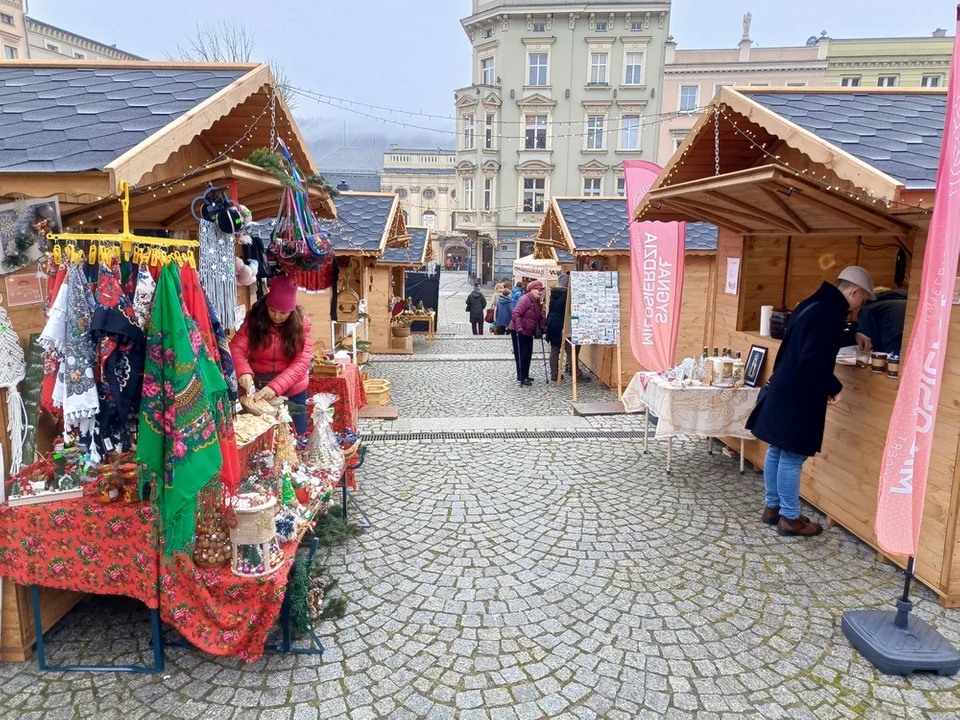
[381,227,427,265]
[685,222,718,251]
[0,66,246,173]
[748,92,946,190]
[328,172,381,193]
[318,147,385,173]
[319,193,395,252]
[556,199,718,253]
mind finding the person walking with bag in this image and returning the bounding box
[509,280,546,386]
[746,266,874,537]
[494,284,512,335]
[465,283,487,335]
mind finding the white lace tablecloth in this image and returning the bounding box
[622,372,760,440]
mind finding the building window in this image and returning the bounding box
[46,43,59,53]
[533,22,546,32]
[786,82,807,87]
[922,75,942,88]
[589,53,608,85]
[462,114,475,150]
[583,178,602,197]
[522,178,545,213]
[631,22,643,31]
[595,22,608,32]
[621,115,640,150]
[481,57,495,85]
[525,115,548,150]
[74,52,86,59]
[483,178,493,211]
[840,76,861,87]
[877,76,898,87]
[713,82,732,96]
[397,188,408,200]
[423,188,436,200]
[586,115,605,150]
[672,136,686,152]
[624,52,644,85]
[463,178,475,210]
[484,28,493,39]
[616,177,626,197]
[679,85,699,113]
[423,211,436,230]
[0,13,13,25]
[484,113,495,149]
[529,53,548,86]
[3,45,17,60]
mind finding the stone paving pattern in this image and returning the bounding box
[2,272,959,718]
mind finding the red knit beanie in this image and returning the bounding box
[266,276,298,312]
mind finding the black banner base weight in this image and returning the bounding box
[842,604,960,677]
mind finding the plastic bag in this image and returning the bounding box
[303,393,344,471]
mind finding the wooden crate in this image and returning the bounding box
[312,362,343,377]
[364,379,391,406]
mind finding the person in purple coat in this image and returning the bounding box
[508,280,546,386]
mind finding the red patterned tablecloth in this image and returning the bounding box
[0,499,159,609]
[307,363,366,435]
[159,542,298,662]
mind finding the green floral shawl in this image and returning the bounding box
[138,264,228,556]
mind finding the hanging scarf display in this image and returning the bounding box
[138,263,228,557]
[199,220,239,331]
[132,264,156,329]
[0,306,27,475]
[91,261,145,455]
[205,294,238,403]
[39,263,98,440]
[40,264,67,418]
[180,263,240,496]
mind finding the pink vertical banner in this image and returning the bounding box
[875,6,960,557]
[623,160,685,372]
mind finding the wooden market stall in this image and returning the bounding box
[304,191,408,357]
[634,86,960,604]
[535,196,718,389]
[0,60,334,660]
[377,227,431,354]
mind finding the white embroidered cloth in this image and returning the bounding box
[623,372,760,440]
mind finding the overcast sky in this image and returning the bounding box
[27,0,957,157]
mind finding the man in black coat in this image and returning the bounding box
[465,283,488,335]
[746,266,875,537]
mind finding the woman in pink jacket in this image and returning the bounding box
[230,276,313,435]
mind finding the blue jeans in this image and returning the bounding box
[287,389,308,436]
[764,446,807,520]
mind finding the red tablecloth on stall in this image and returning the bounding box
[307,363,366,435]
[159,542,297,662]
[0,499,159,609]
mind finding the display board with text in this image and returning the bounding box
[570,271,621,346]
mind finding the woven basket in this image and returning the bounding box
[364,379,391,407]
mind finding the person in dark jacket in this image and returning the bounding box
[546,275,591,383]
[509,280,546,386]
[494,286,513,335]
[746,266,875,538]
[855,287,907,355]
[465,283,487,335]
[511,282,524,312]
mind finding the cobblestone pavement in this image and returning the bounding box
[3,274,960,719]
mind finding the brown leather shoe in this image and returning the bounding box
[776,516,823,537]
[762,508,811,526]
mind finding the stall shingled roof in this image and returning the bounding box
[380,227,430,266]
[0,61,329,222]
[536,197,718,255]
[318,191,406,255]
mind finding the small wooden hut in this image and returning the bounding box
[634,86,960,604]
[535,196,718,388]
[378,227,431,354]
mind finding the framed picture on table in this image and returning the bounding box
[745,345,768,388]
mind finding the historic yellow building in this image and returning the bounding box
[824,31,953,88]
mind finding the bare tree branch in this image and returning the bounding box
[266,57,298,112]
[168,21,257,63]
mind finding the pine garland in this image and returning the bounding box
[245,148,339,197]
[2,228,35,271]
[288,555,311,635]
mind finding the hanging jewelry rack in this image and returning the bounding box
[46,180,200,263]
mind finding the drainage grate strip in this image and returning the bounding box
[362,429,652,442]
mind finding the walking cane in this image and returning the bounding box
[539,334,549,383]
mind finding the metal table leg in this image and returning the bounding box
[643,406,649,454]
[667,437,673,475]
[32,585,164,673]
[740,438,746,474]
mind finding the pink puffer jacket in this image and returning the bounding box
[230,315,313,396]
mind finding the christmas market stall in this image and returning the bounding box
[0,60,353,665]
[535,196,718,389]
[633,86,960,604]
[379,226,434,354]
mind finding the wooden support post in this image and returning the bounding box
[616,344,623,401]
[572,345,579,402]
